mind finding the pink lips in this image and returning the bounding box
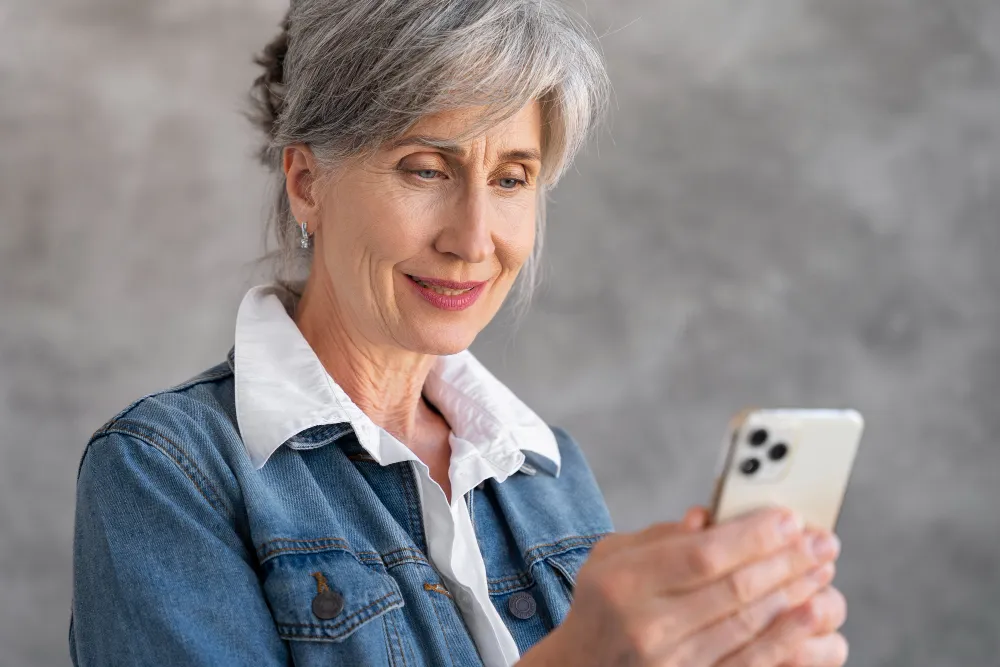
[405,274,488,311]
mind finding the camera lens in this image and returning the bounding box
[748,429,768,447]
[768,443,788,461]
[739,458,761,475]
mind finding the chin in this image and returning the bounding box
[407,325,480,356]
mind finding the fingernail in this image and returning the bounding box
[810,533,841,559]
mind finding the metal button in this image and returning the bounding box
[508,591,537,620]
[312,589,345,620]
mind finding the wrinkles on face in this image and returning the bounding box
[293,102,542,444]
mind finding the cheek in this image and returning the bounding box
[496,200,537,272]
[323,185,430,268]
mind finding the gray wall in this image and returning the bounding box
[2,0,998,665]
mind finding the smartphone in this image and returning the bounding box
[709,409,865,531]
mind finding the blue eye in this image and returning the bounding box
[498,177,524,190]
[415,169,440,179]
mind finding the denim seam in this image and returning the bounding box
[390,607,409,667]
[257,537,349,559]
[524,533,608,568]
[396,462,428,554]
[546,554,581,589]
[257,541,384,567]
[488,576,534,595]
[383,546,430,568]
[382,614,395,667]
[258,540,435,570]
[427,589,457,667]
[95,423,233,520]
[86,368,233,451]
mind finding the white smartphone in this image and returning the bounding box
[709,409,865,531]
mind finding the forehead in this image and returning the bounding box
[402,102,542,150]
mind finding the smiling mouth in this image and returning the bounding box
[406,274,484,295]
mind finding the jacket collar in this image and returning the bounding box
[229,285,560,476]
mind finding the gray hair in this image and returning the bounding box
[249,0,609,316]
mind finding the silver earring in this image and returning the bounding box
[298,220,311,249]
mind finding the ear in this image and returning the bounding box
[282,144,322,230]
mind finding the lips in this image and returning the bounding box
[404,273,488,311]
[406,275,487,290]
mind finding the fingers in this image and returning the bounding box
[669,531,840,631]
[635,508,804,591]
[669,563,835,665]
[683,506,711,530]
[782,633,849,666]
[612,506,711,552]
[714,585,848,667]
[807,586,847,635]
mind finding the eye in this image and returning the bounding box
[497,176,527,190]
[413,169,443,180]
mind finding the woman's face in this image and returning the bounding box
[305,102,542,355]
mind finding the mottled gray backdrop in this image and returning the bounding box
[2,0,998,665]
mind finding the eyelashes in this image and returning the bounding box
[403,168,529,191]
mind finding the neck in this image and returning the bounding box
[292,276,441,445]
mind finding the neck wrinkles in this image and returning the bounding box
[292,275,442,446]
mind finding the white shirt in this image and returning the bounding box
[232,284,561,666]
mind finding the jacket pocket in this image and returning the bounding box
[527,535,605,630]
[543,546,590,596]
[260,542,409,666]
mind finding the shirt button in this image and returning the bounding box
[508,591,537,620]
[312,589,345,620]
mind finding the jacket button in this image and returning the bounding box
[507,591,537,620]
[312,589,345,620]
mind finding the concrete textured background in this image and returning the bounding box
[2,0,998,664]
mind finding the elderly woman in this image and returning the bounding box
[69,1,847,666]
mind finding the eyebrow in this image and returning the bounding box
[386,135,542,163]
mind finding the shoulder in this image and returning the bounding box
[78,357,248,520]
[537,424,615,532]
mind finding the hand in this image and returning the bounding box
[520,506,845,667]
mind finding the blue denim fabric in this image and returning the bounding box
[70,349,614,666]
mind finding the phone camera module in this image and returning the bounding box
[739,458,761,475]
[748,429,768,447]
[768,443,788,461]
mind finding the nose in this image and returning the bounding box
[433,185,496,264]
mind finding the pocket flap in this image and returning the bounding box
[262,547,404,641]
[542,546,591,590]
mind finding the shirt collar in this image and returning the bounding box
[231,284,560,476]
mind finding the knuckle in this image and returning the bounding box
[587,567,638,611]
[688,540,724,578]
[744,644,784,667]
[730,603,763,639]
[797,598,823,633]
[622,619,663,661]
[726,568,758,605]
[744,514,783,551]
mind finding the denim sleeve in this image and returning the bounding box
[70,431,290,667]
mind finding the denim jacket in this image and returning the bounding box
[69,349,614,666]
